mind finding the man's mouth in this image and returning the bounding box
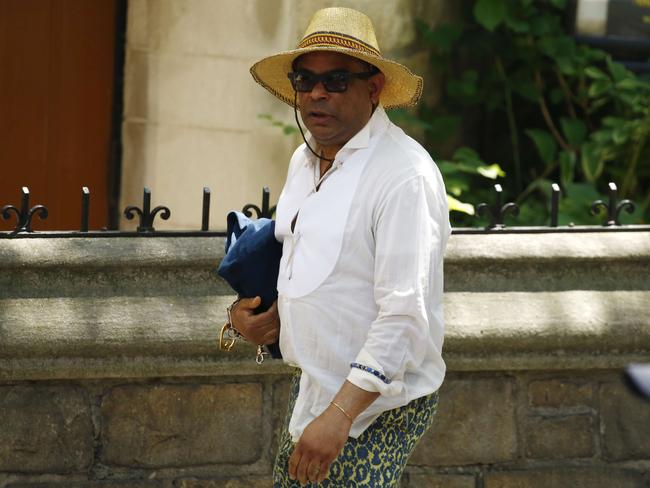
[308,110,333,122]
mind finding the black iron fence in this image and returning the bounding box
[1,181,648,239]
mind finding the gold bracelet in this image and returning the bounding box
[330,401,353,422]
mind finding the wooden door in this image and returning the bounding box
[0,0,118,231]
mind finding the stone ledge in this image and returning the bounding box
[446,232,650,262]
[1,291,646,356]
[2,232,648,268]
[445,290,650,354]
[0,237,225,269]
[1,232,647,380]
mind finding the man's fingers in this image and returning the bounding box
[307,461,323,484]
[288,447,301,480]
[316,462,330,483]
[262,328,280,345]
[230,297,279,344]
[296,454,309,486]
[235,296,261,312]
[251,302,279,321]
[245,312,276,328]
[244,307,280,331]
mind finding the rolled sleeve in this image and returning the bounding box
[346,174,447,397]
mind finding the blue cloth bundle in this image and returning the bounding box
[217,211,283,359]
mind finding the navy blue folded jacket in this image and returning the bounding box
[217,211,283,359]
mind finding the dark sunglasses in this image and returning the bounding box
[287,68,378,93]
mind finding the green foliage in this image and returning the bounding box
[434,147,506,216]
[403,0,650,226]
[258,114,298,135]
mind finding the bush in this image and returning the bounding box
[392,0,650,226]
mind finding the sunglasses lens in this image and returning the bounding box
[290,72,315,92]
[322,73,348,92]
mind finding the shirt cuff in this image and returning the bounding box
[346,348,404,397]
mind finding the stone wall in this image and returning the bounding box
[0,232,649,487]
[120,0,457,231]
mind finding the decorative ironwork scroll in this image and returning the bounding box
[124,187,171,232]
[590,182,635,226]
[242,187,276,219]
[1,187,49,236]
[476,184,520,229]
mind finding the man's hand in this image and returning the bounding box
[289,405,352,485]
[230,296,280,345]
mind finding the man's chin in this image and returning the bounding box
[307,129,338,147]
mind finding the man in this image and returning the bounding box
[230,7,451,487]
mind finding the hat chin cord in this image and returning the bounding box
[293,90,335,163]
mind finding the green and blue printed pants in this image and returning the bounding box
[273,371,439,488]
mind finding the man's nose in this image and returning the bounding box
[308,80,329,99]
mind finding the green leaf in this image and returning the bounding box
[443,175,470,195]
[616,78,644,90]
[453,147,481,163]
[258,113,297,135]
[512,78,539,102]
[388,108,435,130]
[559,182,602,225]
[559,150,576,188]
[549,88,564,105]
[425,115,462,141]
[530,13,561,36]
[415,18,435,43]
[588,79,610,98]
[428,23,462,52]
[602,116,624,128]
[477,163,506,179]
[612,127,629,145]
[448,185,463,197]
[549,0,567,9]
[556,57,576,75]
[607,57,631,82]
[591,128,613,144]
[438,161,462,174]
[580,141,605,182]
[560,118,587,146]
[584,67,608,80]
[446,70,479,101]
[473,0,506,31]
[447,194,475,215]
[504,10,530,33]
[539,36,575,59]
[526,129,558,164]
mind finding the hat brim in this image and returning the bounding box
[250,46,422,110]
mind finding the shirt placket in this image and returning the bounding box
[286,161,342,281]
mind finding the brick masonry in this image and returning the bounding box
[0,387,93,473]
[0,372,648,487]
[101,383,263,468]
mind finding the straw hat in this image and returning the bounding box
[250,7,422,110]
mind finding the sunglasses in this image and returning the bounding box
[287,68,378,93]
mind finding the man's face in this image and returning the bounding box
[293,52,385,153]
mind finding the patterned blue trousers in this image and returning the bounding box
[273,372,439,487]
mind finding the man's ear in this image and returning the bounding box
[369,72,386,105]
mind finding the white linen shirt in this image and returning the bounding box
[275,106,451,441]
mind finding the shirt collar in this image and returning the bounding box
[301,105,390,167]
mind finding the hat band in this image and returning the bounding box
[298,31,380,57]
